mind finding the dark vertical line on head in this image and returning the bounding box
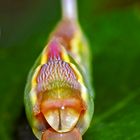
[58,109,62,130]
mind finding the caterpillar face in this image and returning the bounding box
[32,58,86,133]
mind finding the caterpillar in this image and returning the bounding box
[24,0,94,140]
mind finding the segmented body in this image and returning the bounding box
[24,18,94,140]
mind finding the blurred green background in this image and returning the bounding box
[0,0,140,140]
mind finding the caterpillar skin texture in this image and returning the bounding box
[24,19,94,140]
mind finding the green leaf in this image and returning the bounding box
[83,6,140,140]
[0,0,140,140]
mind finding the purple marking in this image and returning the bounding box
[36,59,80,92]
[47,39,61,60]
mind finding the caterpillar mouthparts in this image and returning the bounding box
[42,128,82,140]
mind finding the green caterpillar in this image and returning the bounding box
[24,0,94,139]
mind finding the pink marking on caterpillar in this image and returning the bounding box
[36,59,80,92]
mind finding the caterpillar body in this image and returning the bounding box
[24,0,94,140]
